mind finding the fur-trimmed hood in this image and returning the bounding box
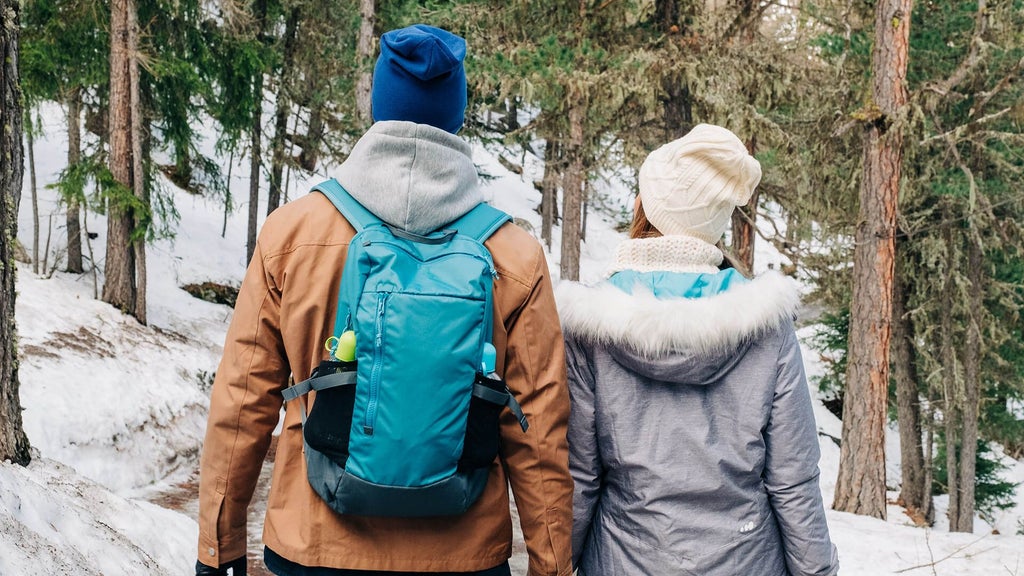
[556,271,800,385]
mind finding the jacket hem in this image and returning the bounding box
[263,536,511,572]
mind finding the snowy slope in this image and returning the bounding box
[6,103,1024,574]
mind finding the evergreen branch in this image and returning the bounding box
[897,194,1024,239]
[918,107,1014,146]
[918,0,989,104]
[969,56,1024,120]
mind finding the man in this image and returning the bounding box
[195,24,573,576]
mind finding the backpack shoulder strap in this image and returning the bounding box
[449,203,512,243]
[312,178,381,232]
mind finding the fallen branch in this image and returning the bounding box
[895,534,991,574]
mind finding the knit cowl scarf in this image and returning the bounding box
[605,235,724,277]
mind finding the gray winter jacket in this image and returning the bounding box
[558,270,839,576]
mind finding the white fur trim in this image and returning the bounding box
[556,271,800,356]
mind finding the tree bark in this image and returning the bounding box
[955,234,983,533]
[1,0,33,465]
[560,99,585,281]
[223,147,234,238]
[892,257,928,518]
[730,137,758,272]
[129,10,146,326]
[247,92,261,265]
[299,103,323,171]
[833,0,912,520]
[656,0,693,140]
[103,0,140,318]
[66,86,84,273]
[945,403,960,529]
[27,117,38,273]
[246,0,269,264]
[355,0,376,126]
[541,138,560,250]
[267,7,300,216]
[922,395,936,524]
[940,219,960,530]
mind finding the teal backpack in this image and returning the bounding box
[282,179,529,517]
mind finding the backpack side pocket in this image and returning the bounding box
[458,373,505,471]
[304,361,358,468]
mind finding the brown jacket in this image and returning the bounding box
[197,190,572,574]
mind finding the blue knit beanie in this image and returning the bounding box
[371,25,467,134]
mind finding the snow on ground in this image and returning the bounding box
[0,458,196,575]
[5,102,1024,574]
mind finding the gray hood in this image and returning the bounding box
[334,121,482,234]
[556,271,800,386]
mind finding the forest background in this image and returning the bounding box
[1,0,1024,571]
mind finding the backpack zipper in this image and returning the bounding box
[373,238,496,276]
[364,291,390,435]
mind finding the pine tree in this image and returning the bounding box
[896,0,1023,530]
[20,0,108,274]
[833,0,913,520]
[103,0,146,322]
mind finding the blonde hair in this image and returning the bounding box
[629,199,662,239]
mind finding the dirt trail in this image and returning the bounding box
[149,437,278,576]
[149,436,529,575]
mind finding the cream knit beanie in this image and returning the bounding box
[638,124,762,244]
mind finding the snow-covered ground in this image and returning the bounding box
[6,103,1024,575]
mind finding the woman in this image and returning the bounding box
[558,124,839,576]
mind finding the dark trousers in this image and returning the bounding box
[264,547,512,576]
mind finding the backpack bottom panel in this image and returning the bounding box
[304,443,490,517]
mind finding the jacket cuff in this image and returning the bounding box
[197,531,246,569]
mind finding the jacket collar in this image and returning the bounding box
[556,270,800,356]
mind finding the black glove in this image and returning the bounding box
[195,556,246,576]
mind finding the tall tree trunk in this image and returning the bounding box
[267,7,300,216]
[299,103,323,171]
[66,86,84,273]
[730,137,758,272]
[541,138,560,250]
[1,0,33,465]
[246,0,269,264]
[223,146,234,238]
[506,98,520,132]
[922,396,935,524]
[945,405,960,529]
[27,116,38,273]
[833,0,912,519]
[355,0,376,125]
[130,19,146,325]
[657,0,693,140]
[893,258,927,518]
[955,234,983,533]
[247,93,261,264]
[103,0,140,318]
[940,218,961,530]
[560,99,585,281]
